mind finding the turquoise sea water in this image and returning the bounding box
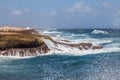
[0,29,120,80]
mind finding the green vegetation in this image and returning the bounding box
[0,33,50,50]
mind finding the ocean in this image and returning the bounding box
[0,29,120,80]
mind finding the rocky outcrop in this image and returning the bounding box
[62,43,92,50]
[79,43,92,50]
[0,30,51,57]
[54,40,103,50]
[0,43,50,57]
[92,46,103,50]
[0,37,103,57]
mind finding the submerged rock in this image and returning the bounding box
[92,46,103,50]
[79,43,92,50]
[65,43,102,50]
[45,40,103,51]
[52,40,103,51]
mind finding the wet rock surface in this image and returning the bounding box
[55,40,103,50]
[0,43,50,57]
[0,34,103,57]
[92,46,103,50]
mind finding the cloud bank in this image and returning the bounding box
[67,1,92,14]
[11,9,30,16]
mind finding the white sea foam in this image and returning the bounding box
[51,36,111,45]
[0,29,119,58]
[73,38,112,45]
[24,27,31,29]
[42,30,62,34]
[56,35,61,37]
[0,37,119,58]
[104,43,120,48]
[71,34,86,37]
[42,38,120,56]
[54,47,120,56]
[92,30,109,34]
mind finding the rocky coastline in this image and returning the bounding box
[0,44,50,57]
[0,26,103,57]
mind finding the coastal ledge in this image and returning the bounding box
[0,26,103,57]
[0,26,51,56]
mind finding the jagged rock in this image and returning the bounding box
[92,46,103,50]
[66,44,83,50]
[0,43,50,57]
[79,43,92,50]
[54,40,102,50]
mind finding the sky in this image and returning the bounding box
[0,0,120,29]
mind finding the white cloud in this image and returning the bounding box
[103,2,111,8]
[68,1,92,14]
[40,11,57,17]
[12,10,23,15]
[12,9,30,15]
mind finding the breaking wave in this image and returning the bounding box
[42,30,62,34]
[0,29,119,58]
[71,34,86,37]
[92,30,109,34]
[0,29,120,80]
[42,37,120,56]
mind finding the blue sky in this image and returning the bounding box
[0,0,120,29]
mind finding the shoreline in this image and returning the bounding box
[0,26,104,57]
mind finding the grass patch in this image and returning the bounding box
[0,33,50,50]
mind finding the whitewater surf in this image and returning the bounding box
[0,29,120,80]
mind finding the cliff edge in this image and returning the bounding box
[0,26,103,57]
[0,26,50,56]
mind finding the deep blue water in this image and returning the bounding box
[0,29,120,80]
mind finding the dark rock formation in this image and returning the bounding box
[67,43,102,50]
[54,40,102,50]
[0,43,50,57]
[79,43,92,50]
[92,46,103,50]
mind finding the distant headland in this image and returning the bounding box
[0,26,103,57]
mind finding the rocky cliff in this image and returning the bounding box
[0,32,51,56]
[0,27,103,57]
[0,43,50,57]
